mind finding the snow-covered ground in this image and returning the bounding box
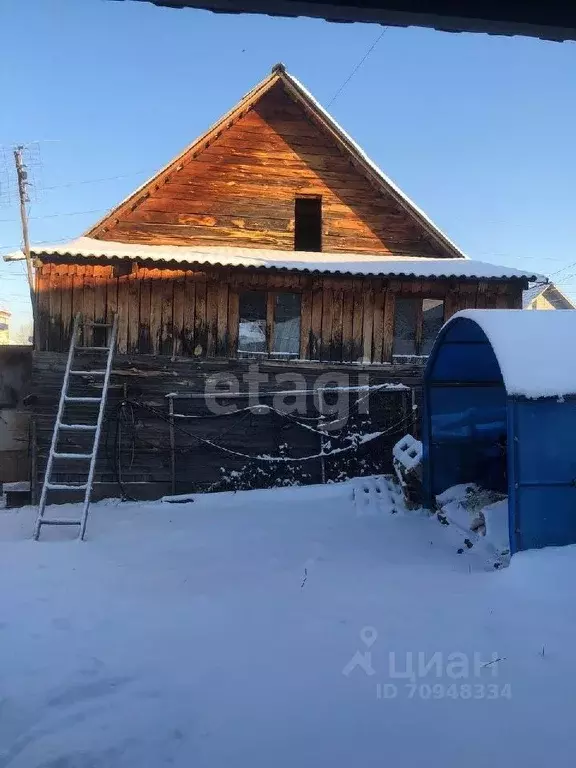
[1,479,575,767]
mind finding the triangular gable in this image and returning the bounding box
[523,282,575,309]
[548,285,576,309]
[87,65,465,260]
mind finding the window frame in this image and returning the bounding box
[392,296,444,358]
[420,298,445,356]
[236,290,268,357]
[237,289,302,360]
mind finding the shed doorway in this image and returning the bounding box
[423,316,509,502]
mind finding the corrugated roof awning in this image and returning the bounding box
[5,237,542,281]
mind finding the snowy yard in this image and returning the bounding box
[1,479,576,767]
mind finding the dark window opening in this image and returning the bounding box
[294,197,322,252]
[393,298,444,357]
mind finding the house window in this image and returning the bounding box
[238,291,267,355]
[238,291,301,358]
[393,298,444,356]
[421,299,445,355]
[393,298,419,356]
[273,293,301,357]
[294,197,322,252]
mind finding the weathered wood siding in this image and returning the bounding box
[92,83,443,257]
[0,345,32,483]
[32,353,418,500]
[36,261,523,360]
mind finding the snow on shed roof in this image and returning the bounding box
[447,309,576,398]
[4,237,540,280]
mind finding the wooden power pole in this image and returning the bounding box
[14,146,39,348]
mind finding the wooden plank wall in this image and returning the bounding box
[31,353,418,500]
[93,84,445,258]
[36,261,523,361]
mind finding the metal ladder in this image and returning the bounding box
[34,313,118,541]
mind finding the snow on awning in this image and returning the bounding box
[4,237,540,281]
[446,309,576,398]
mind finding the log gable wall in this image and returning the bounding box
[94,84,443,257]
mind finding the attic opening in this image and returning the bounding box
[294,196,322,252]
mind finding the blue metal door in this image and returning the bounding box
[513,400,576,550]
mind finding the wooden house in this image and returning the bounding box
[523,282,574,310]
[6,64,538,499]
[0,307,10,345]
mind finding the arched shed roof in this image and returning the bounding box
[428,309,576,399]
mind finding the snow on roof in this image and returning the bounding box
[449,309,576,398]
[3,237,540,281]
[522,283,547,308]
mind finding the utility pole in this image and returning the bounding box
[14,146,39,348]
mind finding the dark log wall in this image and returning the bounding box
[32,354,421,500]
[36,261,523,360]
[91,83,445,257]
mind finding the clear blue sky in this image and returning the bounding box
[1,0,576,322]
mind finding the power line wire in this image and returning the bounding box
[0,208,106,223]
[43,170,151,190]
[545,260,576,282]
[0,236,75,252]
[328,27,387,107]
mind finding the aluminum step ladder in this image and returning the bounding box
[34,313,118,540]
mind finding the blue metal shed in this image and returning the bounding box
[423,309,576,553]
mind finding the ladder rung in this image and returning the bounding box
[53,452,94,460]
[70,370,107,376]
[35,313,117,542]
[64,396,102,403]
